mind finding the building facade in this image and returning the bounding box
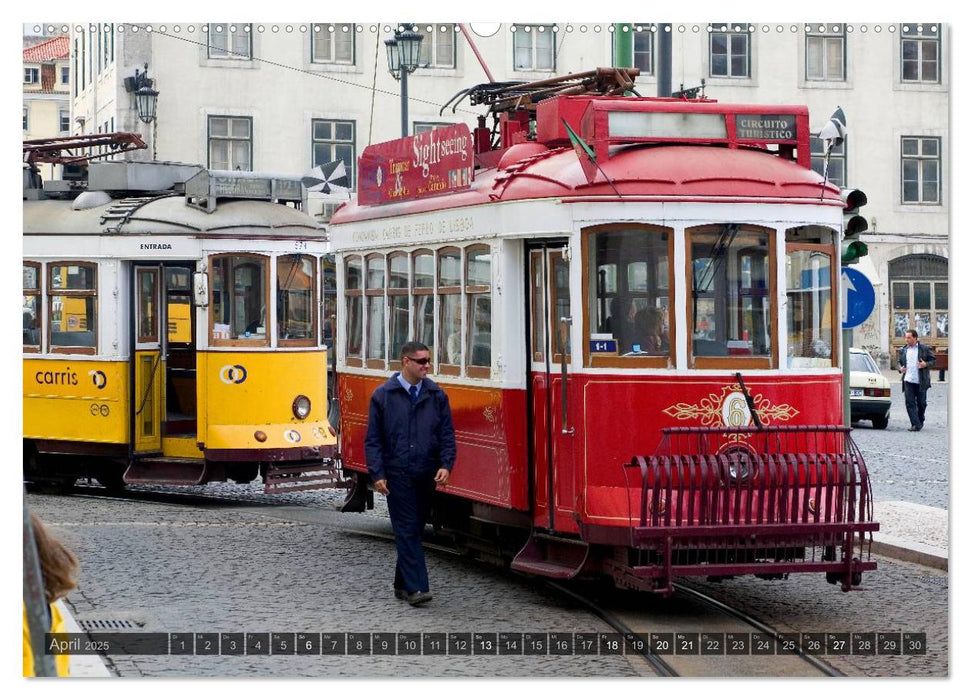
[22,34,72,182]
[50,21,950,364]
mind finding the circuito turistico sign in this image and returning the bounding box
[734,114,797,142]
[357,123,475,206]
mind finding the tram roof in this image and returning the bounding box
[23,193,323,237]
[330,143,842,225]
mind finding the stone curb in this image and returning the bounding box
[870,535,948,571]
[54,599,113,678]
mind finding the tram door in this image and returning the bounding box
[132,265,163,453]
[527,241,578,533]
[132,263,197,454]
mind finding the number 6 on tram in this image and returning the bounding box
[329,78,877,593]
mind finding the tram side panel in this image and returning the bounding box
[23,359,129,445]
[338,373,529,511]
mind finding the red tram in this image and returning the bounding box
[329,70,877,593]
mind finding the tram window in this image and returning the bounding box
[552,254,571,359]
[388,253,410,364]
[584,226,672,366]
[321,256,336,348]
[438,247,462,374]
[48,262,97,354]
[365,254,386,366]
[210,255,268,345]
[688,225,774,367]
[345,256,363,363]
[277,254,317,345]
[785,246,836,368]
[23,262,41,350]
[466,246,492,375]
[166,267,194,346]
[412,250,435,362]
[136,268,160,343]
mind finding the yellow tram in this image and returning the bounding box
[23,160,338,491]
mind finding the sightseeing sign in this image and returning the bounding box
[358,123,475,206]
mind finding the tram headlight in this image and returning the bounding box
[292,395,312,420]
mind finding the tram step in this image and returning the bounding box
[510,532,591,579]
[124,458,207,485]
[263,461,350,494]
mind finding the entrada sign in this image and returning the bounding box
[358,123,474,206]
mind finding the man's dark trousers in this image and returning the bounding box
[387,471,436,594]
[903,380,927,428]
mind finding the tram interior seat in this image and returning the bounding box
[51,331,95,347]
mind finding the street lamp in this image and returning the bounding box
[124,64,158,124]
[384,25,423,137]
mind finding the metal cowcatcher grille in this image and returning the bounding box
[622,425,878,593]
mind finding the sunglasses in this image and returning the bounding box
[405,356,431,365]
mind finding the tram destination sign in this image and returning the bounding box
[358,123,474,206]
[735,114,798,142]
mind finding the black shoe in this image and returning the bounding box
[394,588,406,600]
[406,591,433,606]
[908,426,920,432]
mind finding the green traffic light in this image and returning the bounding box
[841,240,869,264]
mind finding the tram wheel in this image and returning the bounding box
[96,468,127,492]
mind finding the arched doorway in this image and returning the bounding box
[889,254,948,367]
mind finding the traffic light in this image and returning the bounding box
[841,188,869,265]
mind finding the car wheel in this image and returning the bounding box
[872,414,889,430]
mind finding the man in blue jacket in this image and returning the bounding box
[365,341,456,606]
[897,329,936,431]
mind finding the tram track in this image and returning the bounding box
[43,481,850,677]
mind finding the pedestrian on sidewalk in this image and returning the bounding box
[365,341,456,606]
[898,329,935,432]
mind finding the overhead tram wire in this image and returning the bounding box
[136,24,479,120]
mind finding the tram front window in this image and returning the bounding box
[587,227,671,360]
[211,255,268,344]
[688,225,772,362]
[277,254,317,343]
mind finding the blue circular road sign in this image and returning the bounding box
[841,266,876,329]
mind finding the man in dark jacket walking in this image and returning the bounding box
[897,329,936,431]
[365,341,456,605]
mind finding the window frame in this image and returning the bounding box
[24,67,39,84]
[387,251,410,370]
[708,23,752,79]
[784,241,838,369]
[23,261,41,353]
[464,244,492,378]
[311,23,356,65]
[417,24,457,69]
[685,224,777,370]
[632,25,655,75]
[208,115,253,172]
[344,254,364,367]
[411,249,436,370]
[901,136,942,205]
[436,246,463,376]
[512,24,556,72]
[900,23,941,84]
[208,253,270,348]
[364,253,387,369]
[207,23,253,60]
[312,118,356,190]
[805,24,846,82]
[59,109,71,134]
[61,66,70,85]
[581,223,675,369]
[810,134,846,188]
[47,260,98,355]
[277,253,318,348]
